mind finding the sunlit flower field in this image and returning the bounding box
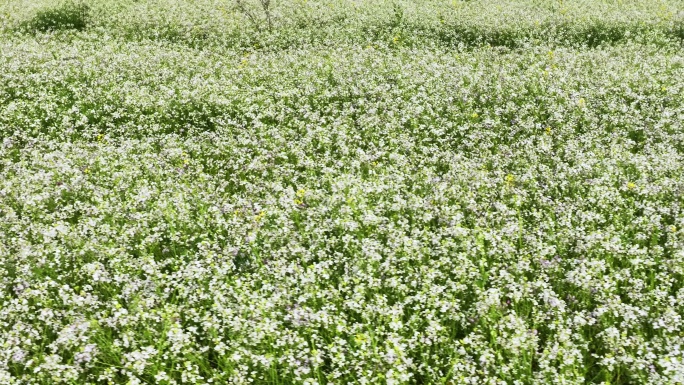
[1,0,684,384]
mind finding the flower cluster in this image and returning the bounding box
[1,0,684,384]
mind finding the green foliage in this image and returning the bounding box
[1,1,684,384]
[22,0,90,32]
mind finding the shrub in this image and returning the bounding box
[24,0,90,32]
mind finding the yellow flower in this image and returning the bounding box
[294,188,307,205]
[545,127,551,135]
[578,98,586,107]
[180,152,190,166]
[471,112,479,119]
[627,182,636,189]
[505,174,515,186]
[670,225,677,232]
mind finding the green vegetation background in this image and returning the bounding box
[1,1,683,384]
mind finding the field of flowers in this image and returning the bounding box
[1,0,684,384]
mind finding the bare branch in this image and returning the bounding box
[259,0,272,32]
[235,0,262,31]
